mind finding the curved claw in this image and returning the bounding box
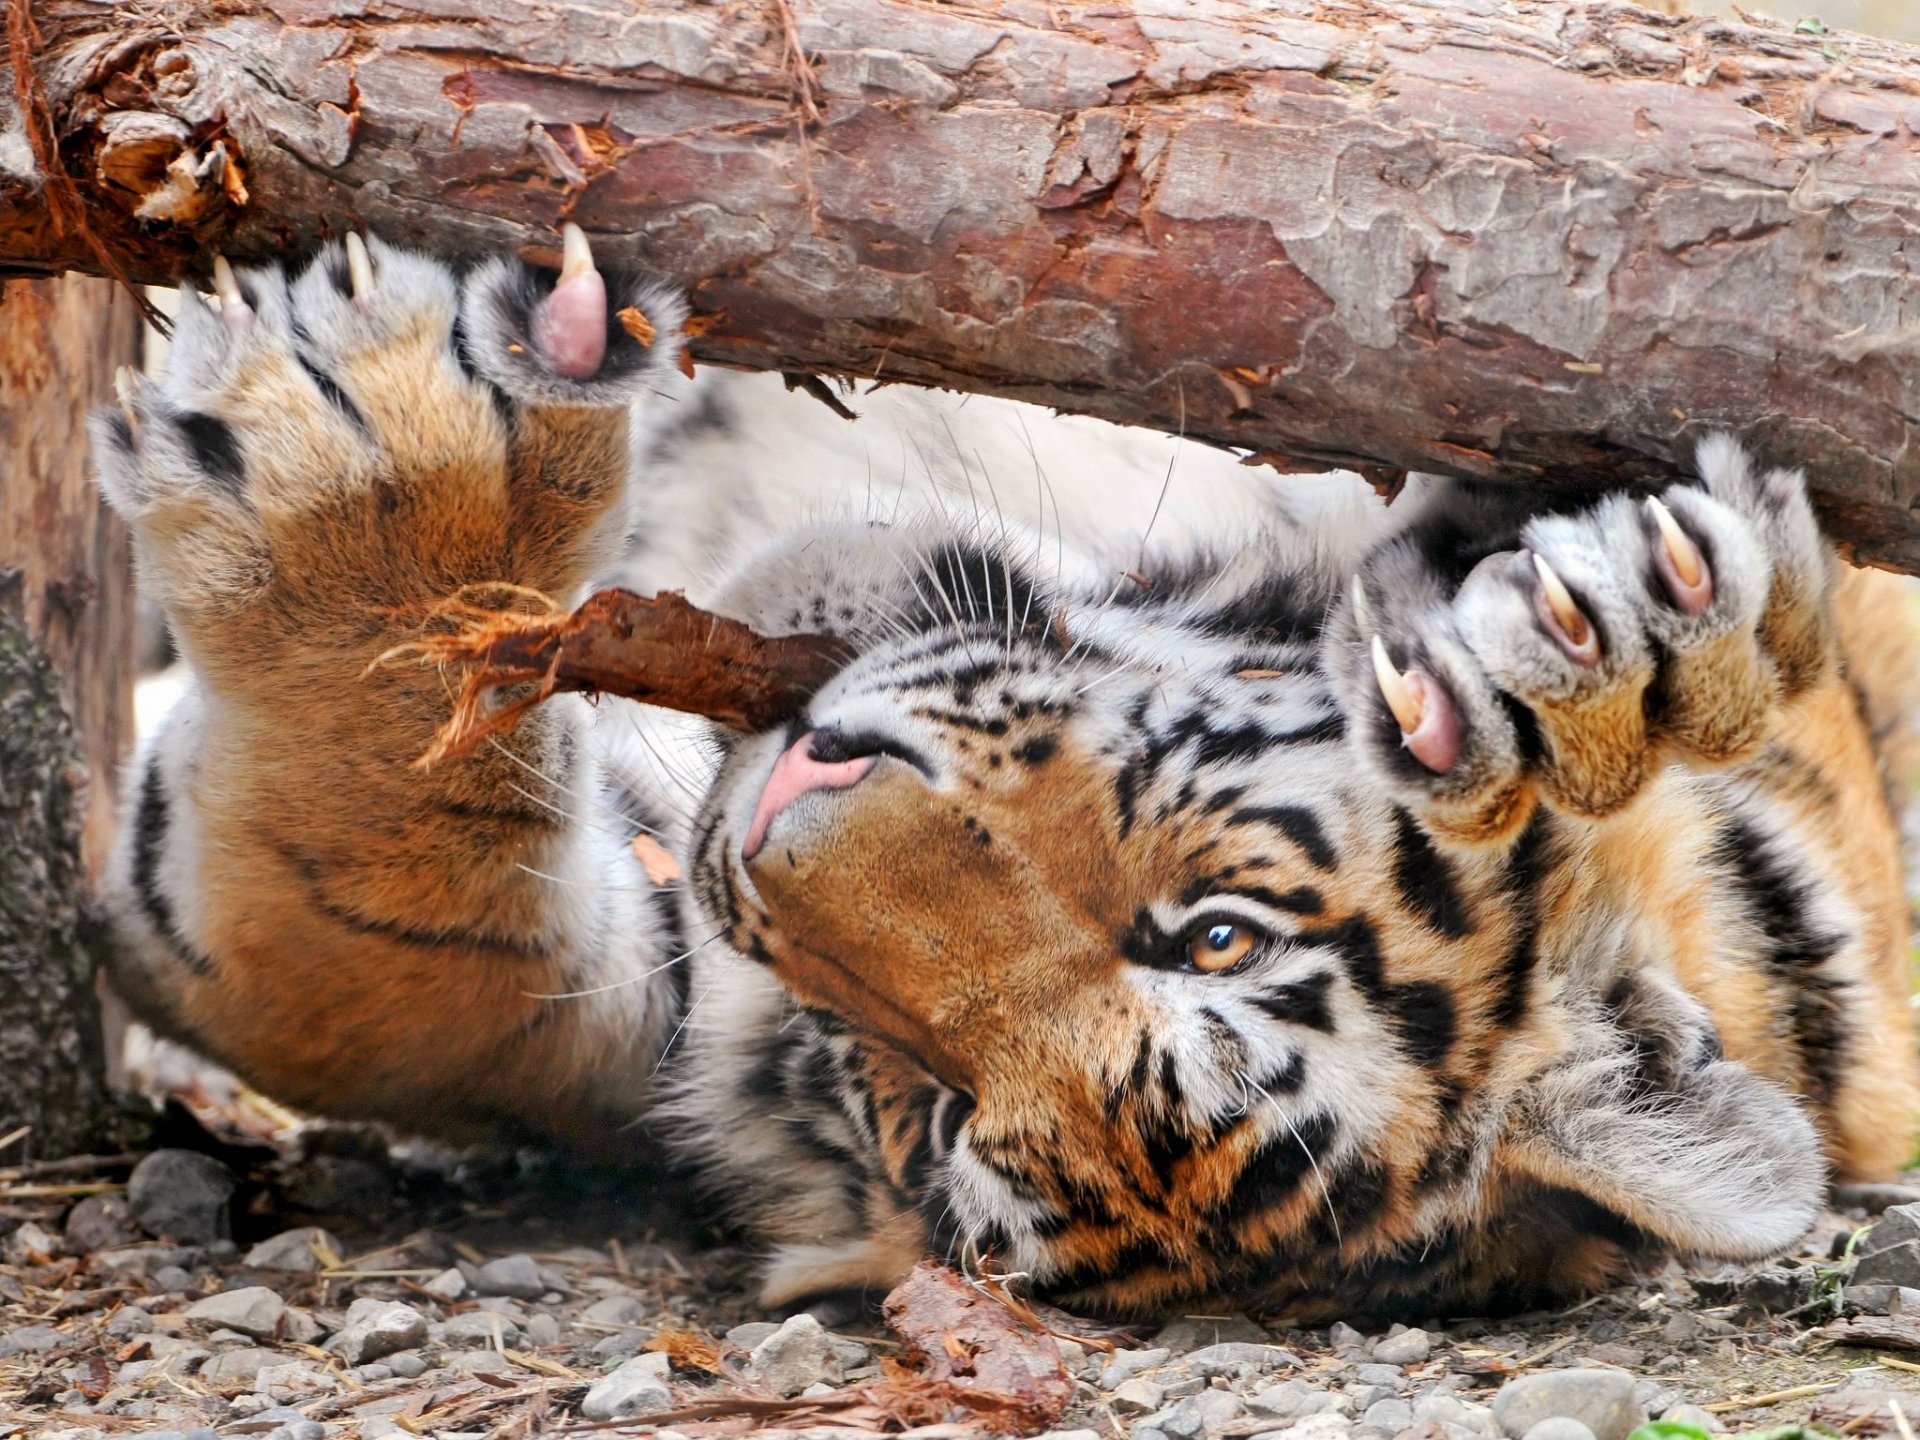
[344,232,375,305]
[533,222,609,379]
[1647,497,1714,616]
[1531,552,1601,666]
[112,366,141,435]
[210,255,253,331]
[1370,635,1460,773]
[1371,634,1423,733]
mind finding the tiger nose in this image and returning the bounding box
[742,729,877,860]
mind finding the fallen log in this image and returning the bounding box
[9,2,1920,566]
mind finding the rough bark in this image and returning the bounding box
[6,2,1920,567]
[0,273,140,1157]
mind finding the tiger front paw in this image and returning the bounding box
[1328,438,1834,839]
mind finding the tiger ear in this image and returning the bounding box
[1501,1023,1823,1261]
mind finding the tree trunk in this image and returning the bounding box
[6,1,1920,571]
[0,272,140,1158]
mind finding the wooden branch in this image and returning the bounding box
[374,588,848,767]
[11,2,1920,567]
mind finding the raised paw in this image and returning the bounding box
[1331,439,1836,834]
[93,227,685,671]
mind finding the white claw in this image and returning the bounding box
[1531,552,1591,646]
[113,366,140,432]
[560,221,595,282]
[345,232,374,301]
[1370,634,1424,734]
[210,255,252,327]
[1646,497,1705,589]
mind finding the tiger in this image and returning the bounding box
[95,230,1920,1320]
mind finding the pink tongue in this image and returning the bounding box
[531,267,608,379]
[743,732,876,859]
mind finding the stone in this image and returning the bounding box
[255,1360,336,1398]
[1249,1379,1339,1420]
[748,1313,843,1397]
[1354,1362,1406,1386]
[443,1350,517,1375]
[1493,1370,1647,1440]
[1329,1321,1367,1351]
[1364,1398,1414,1431]
[1035,1432,1102,1440]
[1522,1422,1599,1440]
[580,1355,674,1421]
[0,1323,63,1355]
[1148,1390,1243,1439]
[1854,1241,1920,1290]
[523,1312,562,1347]
[1862,1202,1920,1255]
[1110,1378,1166,1414]
[422,1267,468,1301]
[64,1194,143,1252]
[280,1308,323,1345]
[724,1320,780,1348]
[387,1351,428,1379]
[325,1300,428,1365]
[107,1307,155,1338]
[127,1151,236,1244]
[202,1347,279,1387]
[1100,1345,1172,1387]
[1152,1314,1268,1350]
[185,1286,286,1339]
[472,1254,546,1300]
[1372,1327,1432,1365]
[1661,1405,1725,1433]
[151,1265,195,1292]
[829,1335,871,1368]
[576,1295,644,1329]
[1292,1417,1355,1440]
[244,1227,339,1273]
[439,1311,519,1347]
[1181,1341,1302,1377]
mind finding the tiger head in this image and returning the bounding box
[683,527,1822,1317]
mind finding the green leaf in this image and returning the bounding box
[1628,1424,1715,1440]
[1795,15,1828,32]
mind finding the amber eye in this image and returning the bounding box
[1186,922,1259,973]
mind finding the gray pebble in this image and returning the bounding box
[1372,1326,1432,1365]
[1099,1345,1171,1387]
[0,1323,64,1355]
[582,1295,648,1328]
[1248,1379,1340,1420]
[1181,1340,1302,1377]
[1109,1377,1165,1414]
[748,1313,842,1397]
[580,1354,673,1421]
[201,1346,279,1386]
[523,1311,562,1347]
[106,1306,155,1338]
[1152,1314,1267,1350]
[439,1311,519,1347]
[243,1226,340,1273]
[1354,1362,1406,1386]
[184,1285,286,1339]
[1522,1421,1599,1440]
[150,1265,195,1293]
[127,1150,235,1244]
[472,1253,547,1300]
[1364,1398,1414,1431]
[386,1350,428,1378]
[325,1299,428,1365]
[724,1320,779,1349]
[1493,1370,1647,1440]
[64,1194,144,1252]
[1328,1321,1367,1351]
[1292,1417,1356,1440]
[423,1267,468,1301]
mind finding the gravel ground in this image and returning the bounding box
[8,1087,1920,1440]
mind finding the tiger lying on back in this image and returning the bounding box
[98,232,1920,1319]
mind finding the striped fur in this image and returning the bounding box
[100,241,1919,1318]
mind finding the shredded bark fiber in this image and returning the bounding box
[374,586,849,766]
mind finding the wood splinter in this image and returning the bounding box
[372,585,849,768]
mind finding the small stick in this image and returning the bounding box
[373,587,848,766]
[1510,1334,1580,1370]
[1703,1380,1845,1414]
[1891,1396,1917,1440]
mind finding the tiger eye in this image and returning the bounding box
[1188,922,1257,973]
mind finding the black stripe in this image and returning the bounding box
[175,412,246,494]
[1227,805,1337,870]
[1390,809,1474,937]
[131,762,213,975]
[1249,973,1335,1032]
[1213,1110,1337,1225]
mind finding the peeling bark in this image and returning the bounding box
[7,2,1920,566]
